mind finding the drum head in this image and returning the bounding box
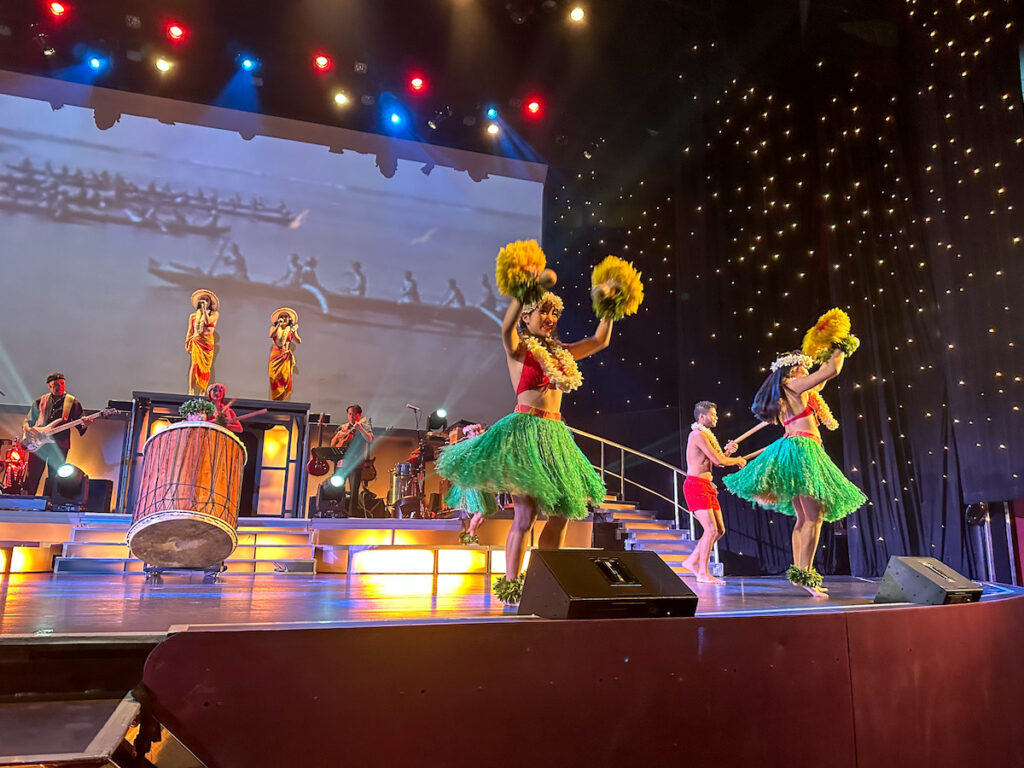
[128,512,238,568]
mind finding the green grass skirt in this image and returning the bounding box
[721,435,866,522]
[436,412,605,520]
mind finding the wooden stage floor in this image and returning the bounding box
[1,572,1019,638]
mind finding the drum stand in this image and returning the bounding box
[143,562,227,581]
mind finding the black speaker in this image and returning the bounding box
[518,549,698,619]
[873,556,982,605]
[82,479,113,514]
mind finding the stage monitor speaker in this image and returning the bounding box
[518,549,698,619]
[873,556,982,605]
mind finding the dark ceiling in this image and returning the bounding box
[0,1,909,169]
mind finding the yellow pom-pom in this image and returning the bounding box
[802,308,852,360]
[591,256,644,320]
[495,239,546,302]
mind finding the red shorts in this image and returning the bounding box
[683,475,720,513]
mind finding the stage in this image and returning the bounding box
[2,572,1020,638]
[2,572,1023,767]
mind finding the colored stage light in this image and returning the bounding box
[88,56,103,70]
[313,53,332,72]
[333,91,349,106]
[9,448,21,462]
[240,56,257,72]
[409,75,426,93]
[49,2,67,17]
[485,107,498,119]
[56,463,75,478]
[329,474,344,488]
[525,99,543,118]
[389,112,402,125]
[155,57,172,73]
[166,23,186,42]
[486,123,500,135]
[427,409,448,431]
[570,6,585,22]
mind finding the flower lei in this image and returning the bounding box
[522,335,582,392]
[691,422,724,455]
[807,391,839,430]
[771,352,814,372]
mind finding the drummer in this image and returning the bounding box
[205,383,243,433]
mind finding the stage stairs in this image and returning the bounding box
[52,515,317,575]
[596,497,721,578]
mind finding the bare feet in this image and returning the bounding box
[681,553,699,573]
[695,573,726,585]
[792,581,829,598]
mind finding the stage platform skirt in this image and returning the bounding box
[436,411,605,519]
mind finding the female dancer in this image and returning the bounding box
[185,290,219,396]
[723,348,866,596]
[436,242,643,603]
[268,307,301,401]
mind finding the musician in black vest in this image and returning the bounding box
[22,372,84,495]
[330,404,373,515]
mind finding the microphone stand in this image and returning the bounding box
[411,407,427,518]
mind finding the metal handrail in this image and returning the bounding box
[570,426,718,565]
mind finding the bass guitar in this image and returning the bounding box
[22,408,117,453]
[306,413,330,477]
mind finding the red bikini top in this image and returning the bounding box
[516,350,550,394]
[782,404,817,426]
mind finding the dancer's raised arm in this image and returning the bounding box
[565,318,613,361]
[787,349,844,394]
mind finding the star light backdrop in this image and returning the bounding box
[550,0,1023,578]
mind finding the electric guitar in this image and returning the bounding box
[306,413,330,477]
[21,408,117,453]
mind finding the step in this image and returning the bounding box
[608,511,655,521]
[71,527,314,546]
[629,540,696,553]
[629,530,685,540]
[54,556,316,574]
[62,542,315,560]
[598,501,637,511]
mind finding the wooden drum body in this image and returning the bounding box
[128,421,247,568]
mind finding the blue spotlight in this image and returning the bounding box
[88,56,102,70]
[485,106,498,119]
[389,112,402,125]
[239,54,259,72]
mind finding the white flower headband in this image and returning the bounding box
[523,291,564,314]
[770,352,813,372]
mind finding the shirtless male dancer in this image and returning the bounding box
[681,401,746,583]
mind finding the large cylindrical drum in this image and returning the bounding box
[128,421,246,568]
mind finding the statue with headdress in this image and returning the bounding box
[268,306,301,401]
[185,289,220,396]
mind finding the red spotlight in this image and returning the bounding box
[313,53,333,72]
[166,22,187,42]
[48,1,67,17]
[10,449,21,462]
[525,98,543,118]
[408,74,427,94]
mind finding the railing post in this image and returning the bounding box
[600,442,605,484]
[619,448,625,500]
[672,471,679,530]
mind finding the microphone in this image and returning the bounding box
[405,403,420,411]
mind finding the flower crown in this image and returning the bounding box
[770,352,813,372]
[523,291,563,314]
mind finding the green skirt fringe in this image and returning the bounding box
[436,412,605,520]
[721,435,866,522]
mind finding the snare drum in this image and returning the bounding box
[128,421,247,568]
[397,462,413,476]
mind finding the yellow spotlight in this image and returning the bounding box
[155,57,173,73]
[570,7,585,22]
[486,122,500,136]
[150,418,170,436]
[333,91,349,106]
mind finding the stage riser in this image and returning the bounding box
[140,596,1024,768]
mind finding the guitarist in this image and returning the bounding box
[22,372,84,495]
[330,404,373,515]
